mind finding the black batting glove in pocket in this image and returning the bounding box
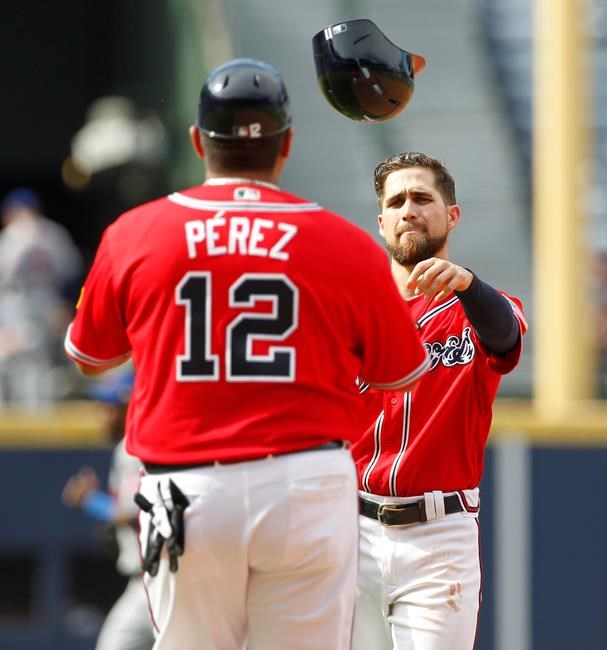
[135,479,190,576]
[166,479,189,572]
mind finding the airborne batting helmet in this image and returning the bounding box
[196,58,292,139]
[312,19,426,123]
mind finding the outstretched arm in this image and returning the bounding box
[407,259,519,355]
[454,273,519,355]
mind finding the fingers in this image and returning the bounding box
[407,259,466,301]
[62,477,82,506]
[78,467,100,490]
[143,532,164,576]
[62,467,100,506]
[168,550,179,573]
[406,259,435,290]
[134,492,153,512]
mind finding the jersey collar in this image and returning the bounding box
[204,177,280,191]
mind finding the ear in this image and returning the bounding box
[279,128,293,159]
[377,213,386,240]
[273,129,294,180]
[189,126,205,159]
[446,204,461,233]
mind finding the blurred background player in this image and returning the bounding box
[0,187,82,406]
[62,368,154,650]
[351,152,527,650]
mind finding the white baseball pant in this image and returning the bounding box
[138,447,359,650]
[352,490,481,650]
[96,575,154,650]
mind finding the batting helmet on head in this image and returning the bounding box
[196,58,292,139]
[312,19,426,122]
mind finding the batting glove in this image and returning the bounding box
[135,479,190,576]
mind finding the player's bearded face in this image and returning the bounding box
[379,167,451,266]
[385,222,448,266]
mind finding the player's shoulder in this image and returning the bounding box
[495,290,525,313]
[97,195,168,248]
[497,290,523,305]
[284,191,380,245]
[111,193,171,227]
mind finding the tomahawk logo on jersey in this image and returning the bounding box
[65,180,430,465]
[352,292,526,497]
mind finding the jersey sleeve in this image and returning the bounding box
[477,293,527,375]
[356,250,430,389]
[64,227,131,367]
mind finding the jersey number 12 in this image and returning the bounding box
[176,272,298,382]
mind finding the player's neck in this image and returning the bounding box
[206,171,277,182]
[204,148,287,187]
[391,261,415,299]
[204,176,281,191]
[205,166,280,187]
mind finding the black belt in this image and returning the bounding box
[359,493,463,526]
[144,440,343,475]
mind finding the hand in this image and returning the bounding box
[62,467,100,508]
[406,258,473,302]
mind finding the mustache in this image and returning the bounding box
[395,224,426,236]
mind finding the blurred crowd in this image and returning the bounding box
[0,187,82,407]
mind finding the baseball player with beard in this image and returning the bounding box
[351,152,527,650]
[63,60,430,650]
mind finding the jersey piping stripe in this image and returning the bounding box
[389,391,412,496]
[457,490,481,514]
[503,295,528,330]
[472,520,482,650]
[168,193,323,212]
[64,325,128,367]
[361,412,384,493]
[416,296,459,329]
[369,354,431,390]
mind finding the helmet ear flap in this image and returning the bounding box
[312,19,425,122]
[197,58,292,139]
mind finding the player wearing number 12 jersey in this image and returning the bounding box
[65,177,428,463]
[64,59,429,650]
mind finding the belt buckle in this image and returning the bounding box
[377,503,404,526]
[376,500,427,526]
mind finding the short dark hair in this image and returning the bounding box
[374,152,456,206]
[201,131,285,175]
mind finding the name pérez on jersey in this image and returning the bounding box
[185,212,298,260]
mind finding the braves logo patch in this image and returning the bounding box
[424,326,475,370]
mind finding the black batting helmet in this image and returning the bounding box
[196,58,292,139]
[312,19,425,122]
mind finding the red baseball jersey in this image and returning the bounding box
[351,291,527,496]
[65,179,429,464]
